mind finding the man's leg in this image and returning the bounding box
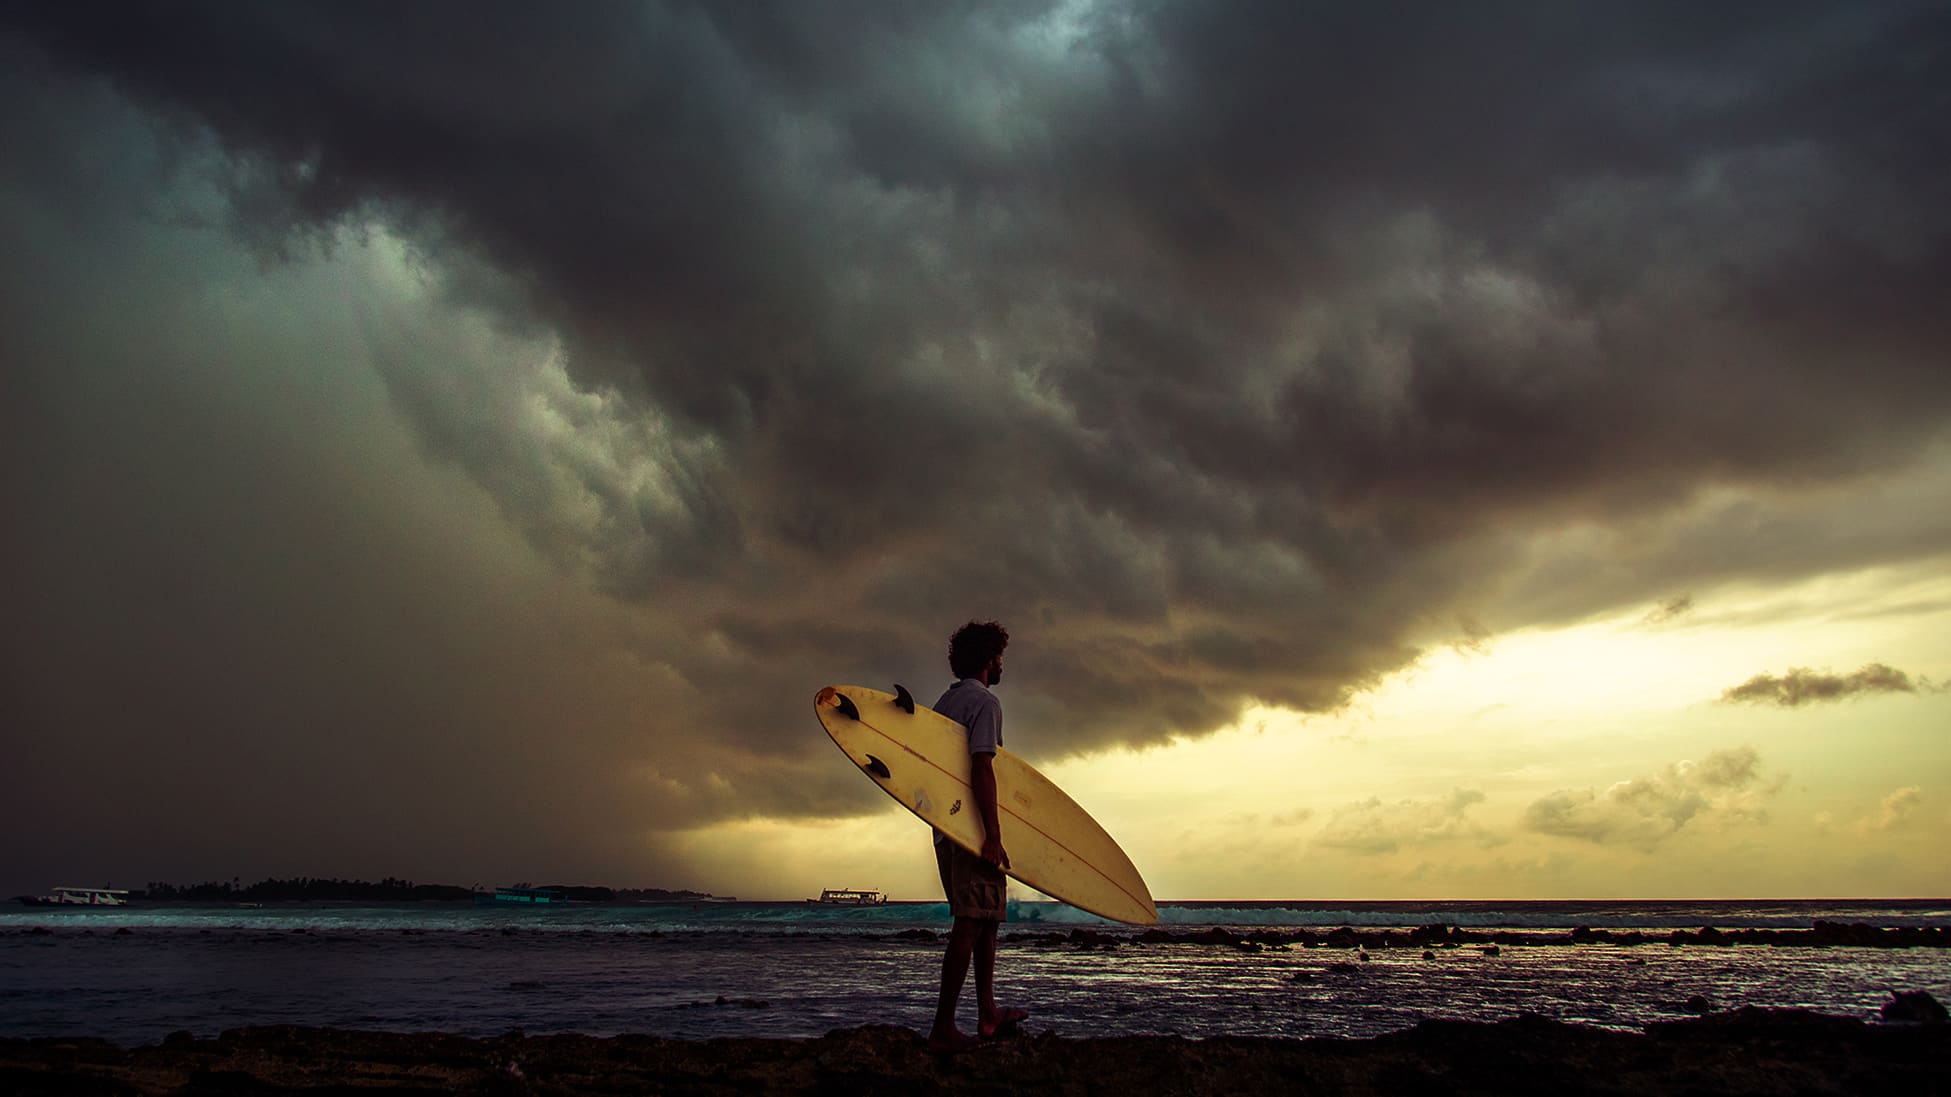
[973,918,998,1028]
[930,916,982,1050]
[973,917,1028,1036]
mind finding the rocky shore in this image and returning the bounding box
[3,1008,1946,1096]
[990,920,1951,951]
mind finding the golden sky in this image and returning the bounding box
[679,567,1951,900]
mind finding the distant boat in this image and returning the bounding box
[807,888,887,906]
[474,885,567,906]
[18,887,131,907]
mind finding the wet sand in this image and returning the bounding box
[3,1008,1945,1095]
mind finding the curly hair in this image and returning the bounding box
[947,620,1009,680]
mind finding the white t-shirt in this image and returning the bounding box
[934,678,1002,755]
[932,678,1002,845]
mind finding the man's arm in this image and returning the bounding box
[970,753,1009,869]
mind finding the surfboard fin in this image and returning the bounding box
[863,754,891,780]
[893,684,915,714]
[830,692,860,721]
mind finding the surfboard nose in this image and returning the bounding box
[814,686,860,720]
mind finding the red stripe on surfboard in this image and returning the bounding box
[829,699,1153,922]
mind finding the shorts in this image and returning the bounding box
[935,837,1007,922]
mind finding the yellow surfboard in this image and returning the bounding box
[815,684,1158,926]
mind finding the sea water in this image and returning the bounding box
[3,900,1946,1044]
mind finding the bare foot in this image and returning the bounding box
[979,1006,1030,1038]
[927,1028,986,1054]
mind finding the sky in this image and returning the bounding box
[2,1,1946,902]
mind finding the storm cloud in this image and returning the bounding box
[3,1,1948,890]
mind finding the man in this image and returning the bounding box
[927,619,1030,1052]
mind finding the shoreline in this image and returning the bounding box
[3,1009,1946,1095]
[11,920,1950,949]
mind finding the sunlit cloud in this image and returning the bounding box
[1857,786,1924,834]
[1315,788,1489,855]
[1523,747,1781,850]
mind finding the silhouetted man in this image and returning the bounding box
[927,619,1029,1051]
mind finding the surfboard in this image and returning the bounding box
[814,684,1158,926]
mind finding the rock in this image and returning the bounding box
[1811,921,1889,948]
[1881,991,1948,1024]
[1422,951,1435,960]
[1412,923,1455,944]
[1684,995,1715,1014]
[1481,946,1500,957]
[1184,928,1238,946]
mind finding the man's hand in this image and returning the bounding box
[981,834,1010,870]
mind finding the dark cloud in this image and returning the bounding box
[1523,747,1778,849]
[3,2,1949,889]
[1643,595,1694,626]
[1720,662,1932,707]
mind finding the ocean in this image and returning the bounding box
[4,899,1947,1045]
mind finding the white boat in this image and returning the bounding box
[808,888,886,906]
[473,885,567,906]
[20,886,131,907]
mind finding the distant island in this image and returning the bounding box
[135,877,730,903]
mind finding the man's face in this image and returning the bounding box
[988,655,1003,686]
